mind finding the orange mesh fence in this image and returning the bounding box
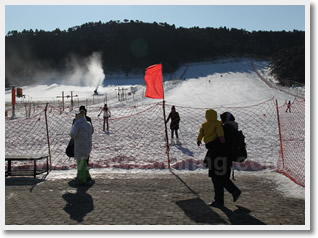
[43,102,168,169]
[276,98,305,187]
[166,98,279,171]
[5,98,278,171]
[5,97,305,187]
[5,107,49,171]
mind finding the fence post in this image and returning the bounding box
[162,101,171,169]
[11,86,16,118]
[62,91,64,111]
[44,103,52,171]
[275,99,284,169]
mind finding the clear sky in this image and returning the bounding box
[5,4,305,34]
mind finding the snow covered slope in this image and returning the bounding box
[5,58,306,198]
[5,58,306,194]
[5,58,296,107]
[5,58,298,171]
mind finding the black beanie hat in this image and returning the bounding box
[220,112,235,122]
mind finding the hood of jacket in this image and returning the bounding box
[197,109,224,144]
[205,109,217,122]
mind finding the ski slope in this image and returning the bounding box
[5,58,305,198]
[5,58,295,107]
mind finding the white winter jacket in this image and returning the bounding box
[70,117,92,159]
[103,109,111,118]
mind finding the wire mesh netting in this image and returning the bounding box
[6,98,284,173]
[276,98,305,187]
[5,108,50,171]
[5,97,306,186]
[166,99,280,171]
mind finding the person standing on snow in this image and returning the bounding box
[166,105,181,145]
[73,106,93,128]
[70,110,93,185]
[73,105,94,166]
[99,104,111,132]
[286,100,292,113]
[197,109,225,207]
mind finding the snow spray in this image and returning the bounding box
[64,51,105,89]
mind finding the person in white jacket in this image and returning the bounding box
[70,110,93,184]
[98,104,111,132]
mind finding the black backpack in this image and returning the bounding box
[232,130,247,162]
[66,138,74,158]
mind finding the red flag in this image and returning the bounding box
[144,64,164,99]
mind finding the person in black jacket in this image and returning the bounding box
[208,112,241,207]
[73,106,93,129]
[286,100,292,113]
[165,105,181,145]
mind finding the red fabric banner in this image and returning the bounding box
[144,64,164,99]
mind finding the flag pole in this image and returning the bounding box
[161,64,171,169]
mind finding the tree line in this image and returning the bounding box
[5,20,305,87]
[269,45,305,86]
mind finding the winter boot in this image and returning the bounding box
[170,139,175,145]
[232,190,241,202]
[176,138,181,145]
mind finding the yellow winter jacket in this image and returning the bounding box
[197,109,224,144]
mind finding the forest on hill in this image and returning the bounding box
[5,20,305,87]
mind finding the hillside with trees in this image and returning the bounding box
[5,20,305,87]
[269,45,305,86]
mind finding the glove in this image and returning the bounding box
[197,141,201,146]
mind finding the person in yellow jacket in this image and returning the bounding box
[197,109,226,207]
[197,109,225,147]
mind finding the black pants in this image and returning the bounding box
[171,129,179,139]
[211,166,240,204]
[103,117,109,131]
[206,142,240,204]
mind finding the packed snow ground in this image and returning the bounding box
[5,58,305,199]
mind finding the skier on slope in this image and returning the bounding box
[165,105,181,145]
[286,100,292,113]
[98,104,111,132]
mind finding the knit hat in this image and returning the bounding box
[220,112,235,123]
[79,105,87,113]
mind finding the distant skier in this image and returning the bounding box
[286,100,292,113]
[166,105,181,145]
[98,104,111,132]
